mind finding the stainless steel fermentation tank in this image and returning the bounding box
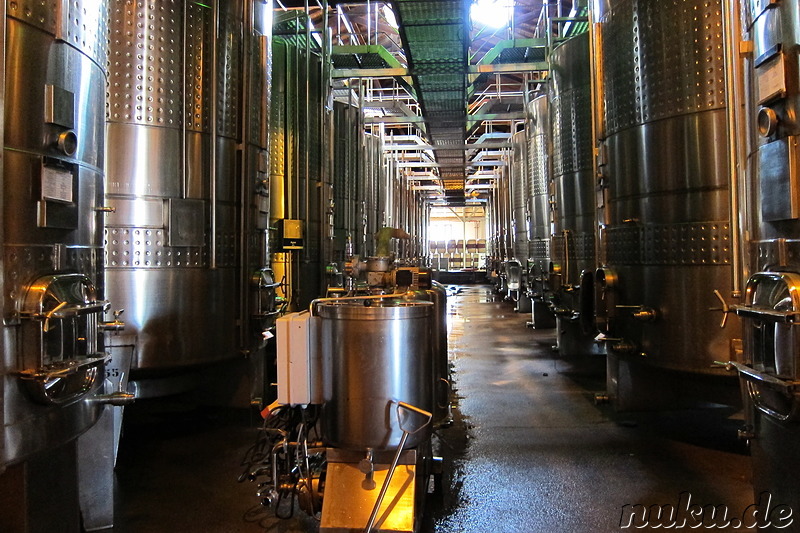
[362,133,387,257]
[511,130,529,266]
[509,130,531,311]
[0,1,123,530]
[490,168,512,288]
[319,299,434,451]
[269,258,445,526]
[593,0,740,408]
[549,31,600,360]
[312,297,434,532]
[386,164,425,261]
[105,1,274,392]
[332,102,411,264]
[270,31,328,310]
[733,0,800,521]
[526,96,556,329]
[332,101,359,261]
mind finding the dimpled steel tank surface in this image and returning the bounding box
[594,0,740,408]
[549,31,600,359]
[104,0,272,383]
[0,1,117,529]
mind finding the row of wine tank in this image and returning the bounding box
[489,0,800,514]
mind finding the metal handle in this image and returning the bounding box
[89,390,135,406]
[100,308,125,332]
[723,361,798,394]
[744,380,800,423]
[17,355,108,405]
[29,300,107,321]
[710,289,730,328]
[364,401,432,533]
[723,361,800,422]
[732,305,800,323]
[396,400,433,434]
[437,378,451,410]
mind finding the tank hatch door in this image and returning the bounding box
[731,272,800,421]
[17,273,108,405]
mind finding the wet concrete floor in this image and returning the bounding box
[115,285,755,532]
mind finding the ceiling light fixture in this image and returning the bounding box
[470,0,512,29]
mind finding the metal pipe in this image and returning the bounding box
[239,0,252,349]
[323,0,332,265]
[289,12,302,307]
[587,0,605,266]
[182,2,187,199]
[288,46,296,220]
[303,0,311,263]
[364,430,408,533]
[510,0,515,40]
[348,82,355,237]
[366,0,371,46]
[260,26,271,156]
[359,79,366,254]
[722,0,743,297]
[562,229,570,287]
[210,0,219,269]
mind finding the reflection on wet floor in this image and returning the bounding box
[115,284,754,533]
[429,285,752,533]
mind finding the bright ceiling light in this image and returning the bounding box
[470,0,512,29]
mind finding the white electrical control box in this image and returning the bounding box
[276,311,323,405]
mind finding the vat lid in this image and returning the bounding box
[315,298,432,320]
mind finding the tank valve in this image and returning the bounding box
[257,487,279,507]
[56,130,78,156]
[632,307,657,321]
[89,390,135,406]
[593,392,610,405]
[737,425,755,441]
[359,449,376,490]
[709,289,732,328]
[757,107,778,138]
[100,308,125,332]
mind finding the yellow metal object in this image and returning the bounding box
[320,462,417,533]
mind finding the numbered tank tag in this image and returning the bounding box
[42,167,73,203]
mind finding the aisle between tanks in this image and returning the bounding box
[115,285,755,533]
[430,286,755,533]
